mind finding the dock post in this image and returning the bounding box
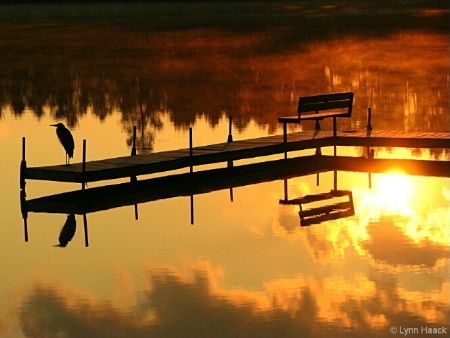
[190,195,194,225]
[131,126,137,156]
[82,139,86,190]
[20,189,28,242]
[284,179,288,201]
[227,117,234,166]
[189,127,193,173]
[227,116,233,142]
[283,123,288,159]
[367,107,372,131]
[20,137,27,191]
[130,127,138,218]
[83,214,89,247]
[23,217,29,242]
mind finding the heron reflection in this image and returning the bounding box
[50,123,74,165]
[54,214,76,247]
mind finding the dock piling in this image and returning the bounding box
[83,214,89,247]
[20,189,28,242]
[367,107,372,131]
[20,137,27,190]
[284,178,288,201]
[190,195,194,225]
[82,140,87,190]
[189,127,193,173]
[131,126,137,156]
[227,116,233,142]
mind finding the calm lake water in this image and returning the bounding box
[0,2,449,337]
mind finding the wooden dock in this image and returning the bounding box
[21,129,450,186]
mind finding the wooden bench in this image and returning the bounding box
[278,92,354,142]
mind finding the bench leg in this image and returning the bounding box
[283,122,287,143]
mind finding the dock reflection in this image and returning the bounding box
[19,155,450,245]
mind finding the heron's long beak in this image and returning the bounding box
[50,124,57,127]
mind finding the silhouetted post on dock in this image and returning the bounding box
[131,126,137,156]
[130,126,138,218]
[227,116,234,167]
[20,137,27,191]
[367,107,372,131]
[82,139,87,190]
[188,127,194,222]
[189,127,193,173]
[227,116,233,142]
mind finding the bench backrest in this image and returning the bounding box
[298,92,354,116]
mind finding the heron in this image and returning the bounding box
[50,123,74,165]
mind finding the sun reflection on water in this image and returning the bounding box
[275,170,449,273]
[371,171,413,216]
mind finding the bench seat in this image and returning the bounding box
[278,92,354,142]
[278,110,350,123]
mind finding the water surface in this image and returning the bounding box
[0,2,448,337]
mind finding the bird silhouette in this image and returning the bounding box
[55,214,76,247]
[50,123,74,165]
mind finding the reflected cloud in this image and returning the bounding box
[18,260,448,338]
[363,219,448,270]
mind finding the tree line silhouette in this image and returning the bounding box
[0,1,448,152]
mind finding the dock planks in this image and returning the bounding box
[22,129,450,185]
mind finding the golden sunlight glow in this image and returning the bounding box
[375,171,412,215]
[274,172,449,271]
